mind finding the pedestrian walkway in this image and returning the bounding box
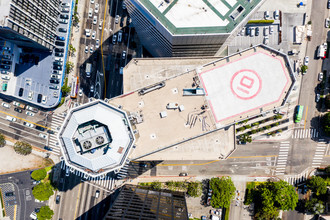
[60,160,116,191]
[275,141,290,175]
[292,128,318,139]
[48,114,66,155]
[312,140,328,168]
[284,168,310,186]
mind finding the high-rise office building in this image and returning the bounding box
[0,0,61,50]
[104,184,188,220]
[125,0,264,57]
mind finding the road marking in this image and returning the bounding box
[157,155,278,167]
[303,105,308,129]
[0,110,52,130]
[73,183,83,220]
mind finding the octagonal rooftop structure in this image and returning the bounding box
[58,100,135,177]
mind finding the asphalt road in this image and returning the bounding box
[299,0,328,130]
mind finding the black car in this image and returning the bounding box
[18,88,23,97]
[58,28,67,33]
[35,125,45,131]
[37,94,42,103]
[53,61,63,66]
[55,48,64,53]
[246,27,251,36]
[2,60,11,65]
[14,108,23,113]
[2,55,11,60]
[60,14,69,19]
[139,163,148,168]
[44,146,53,151]
[50,79,60,84]
[55,52,64,57]
[47,130,55,134]
[55,41,65,47]
[5,192,14,197]
[328,0,330,9]
[255,27,259,36]
[53,65,62,70]
[56,195,61,204]
[0,65,10,70]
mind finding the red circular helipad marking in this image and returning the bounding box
[230,69,262,100]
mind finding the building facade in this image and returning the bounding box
[125,0,264,57]
[0,0,60,50]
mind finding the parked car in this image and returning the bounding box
[95,190,100,198]
[85,46,89,53]
[59,19,68,24]
[58,28,67,33]
[6,116,16,122]
[246,27,251,36]
[26,105,38,113]
[90,45,94,53]
[99,21,103,30]
[112,34,117,44]
[42,96,47,104]
[79,88,83,96]
[255,27,259,36]
[264,27,269,36]
[35,126,45,131]
[55,52,63,57]
[65,167,70,177]
[274,10,279,20]
[55,48,64,53]
[55,41,65,47]
[304,56,309,66]
[5,192,14,197]
[26,111,35,116]
[88,8,93,17]
[269,26,274,34]
[53,65,62,70]
[95,3,99,13]
[44,146,53,151]
[50,79,60,84]
[1,75,10,80]
[0,65,10,70]
[14,108,22,113]
[318,72,324,81]
[56,195,61,204]
[96,39,100,49]
[92,30,96,39]
[18,88,23,96]
[28,91,34,100]
[51,74,61,79]
[60,14,69,19]
[179,173,188,176]
[264,36,269,45]
[122,50,127,59]
[264,11,270,19]
[1,102,10,109]
[56,36,65,41]
[39,133,47,139]
[115,15,119,24]
[93,15,97,25]
[316,93,321,103]
[90,85,94,93]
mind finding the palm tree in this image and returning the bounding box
[14,141,32,155]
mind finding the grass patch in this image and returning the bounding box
[248,19,274,24]
[45,166,53,173]
[0,189,5,216]
[224,207,230,220]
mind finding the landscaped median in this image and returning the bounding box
[0,189,5,218]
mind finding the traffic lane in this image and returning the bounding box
[0,120,46,148]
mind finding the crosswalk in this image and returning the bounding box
[284,168,309,186]
[275,141,290,175]
[292,128,318,139]
[60,160,116,191]
[312,140,328,168]
[48,114,66,155]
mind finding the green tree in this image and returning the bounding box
[37,205,54,220]
[210,177,236,208]
[65,61,74,74]
[325,95,330,109]
[13,141,32,155]
[187,182,202,198]
[32,182,54,201]
[305,198,324,214]
[300,65,308,73]
[61,84,71,97]
[69,44,76,56]
[307,176,327,196]
[150,181,162,191]
[0,133,5,147]
[272,181,298,211]
[322,112,330,136]
[325,165,330,174]
[31,169,47,181]
[239,134,252,143]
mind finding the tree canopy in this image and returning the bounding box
[31,169,47,181]
[37,205,54,220]
[13,141,32,155]
[187,182,202,198]
[32,182,54,201]
[321,112,330,136]
[248,180,298,219]
[210,177,236,208]
[307,176,327,196]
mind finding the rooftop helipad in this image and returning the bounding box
[199,49,293,126]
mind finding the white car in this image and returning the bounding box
[96,39,100,48]
[122,50,127,59]
[93,16,97,25]
[88,8,93,18]
[28,91,33,100]
[90,0,94,3]
[264,11,270,20]
[99,21,103,30]
[42,96,47,104]
[39,133,47,139]
[274,10,279,20]
[6,116,16,122]
[90,45,94,53]
[304,56,309,66]
[85,46,89,53]
[264,36,269,45]
[92,30,96,40]
[13,101,20,107]
[59,19,68,24]
[269,26,274,35]
[1,102,10,109]
[51,74,61,79]
[115,15,119,24]
[79,88,83,96]
[26,111,35,117]
[95,3,99,13]
[53,91,58,98]
[85,29,91,37]
[1,75,10,80]
[326,18,330,28]
[318,72,324,81]
[66,167,70,176]
[24,122,34,128]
